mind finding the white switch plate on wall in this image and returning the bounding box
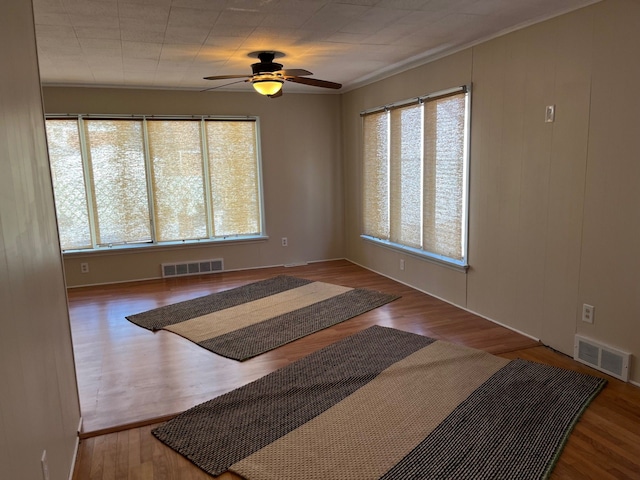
[545,104,555,123]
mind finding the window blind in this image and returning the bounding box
[46,119,92,249]
[206,121,261,236]
[147,120,208,242]
[362,111,389,240]
[423,94,467,260]
[361,87,469,267]
[84,119,151,245]
[390,102,423,249]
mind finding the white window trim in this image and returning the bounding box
[360,235,469,272]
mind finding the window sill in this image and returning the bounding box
[62,235,269,258]
[360,235,468,273]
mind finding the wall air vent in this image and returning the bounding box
[161,259,224,278]
[574,335,630,382]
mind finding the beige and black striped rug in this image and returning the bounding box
[126,276,399,361]
[153,326,606,480]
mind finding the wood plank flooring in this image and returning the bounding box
[68,260,640,479]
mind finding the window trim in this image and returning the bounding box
[359,85,471,270]
[61,234,270,257]
[46,114,266,254]
[360,235,469,272]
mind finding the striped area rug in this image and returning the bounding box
[152,326,606,480]
[126,276,399,361]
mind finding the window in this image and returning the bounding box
[45,116,264,252]
[361,86,470,268]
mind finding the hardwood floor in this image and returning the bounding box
[68,260,640,479]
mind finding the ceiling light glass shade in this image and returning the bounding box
[253,80,283,96]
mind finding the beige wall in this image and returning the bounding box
[577,0,640,380]
[42,88,344,286]
[343,0,640,383]
[0,1,80,479]
[468,8,594,354]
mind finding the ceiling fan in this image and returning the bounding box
[203,51,342,98]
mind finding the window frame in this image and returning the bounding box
[45,114,267,254]
[359,85,471,271]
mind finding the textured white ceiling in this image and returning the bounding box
[33,0,599,93]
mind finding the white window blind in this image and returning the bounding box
[206,121,261,236]
[46,120,92,250]
[45,116,264,252]
[147,120,208,242]
[390,102,423,249]
[362,111,389,240]
[361,87,470,267]
[423,94,467,260]
[84,119,151,245]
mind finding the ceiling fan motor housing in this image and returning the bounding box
[252,52,282,75]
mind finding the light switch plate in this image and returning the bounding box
[545,105,555,123]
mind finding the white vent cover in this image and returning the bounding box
[574,335,630,382]
[161,259,223,278]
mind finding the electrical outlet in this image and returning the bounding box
[80,262,89,274]
[41,450,50,480]
[400,259,405,271]
[281,237,288,247]
[582,304,595,324]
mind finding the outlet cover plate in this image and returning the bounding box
[582,303,594,324]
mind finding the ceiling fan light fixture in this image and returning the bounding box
[252,79,283,96]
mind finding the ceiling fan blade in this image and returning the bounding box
[203,74,251,80]
[276,69,312,77]
[267,89,283,99]
[285,76,342,89]
[200,79,248,92]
